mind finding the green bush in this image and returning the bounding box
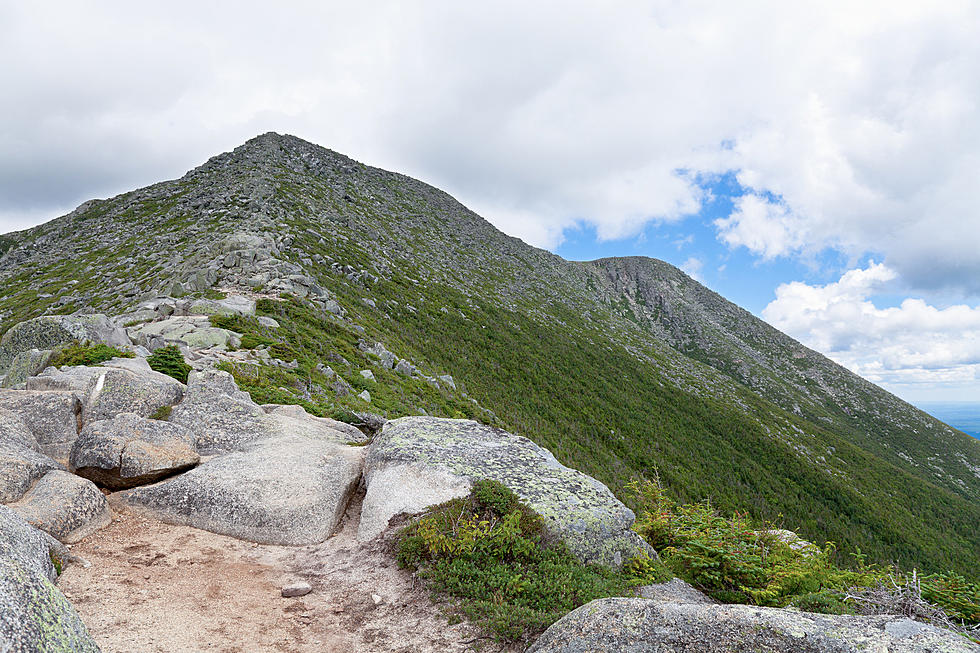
[48,341,133,367]
[149,405,172,421]
[146,345,192,384]
[630,478,980,630]
[396,479,665,646]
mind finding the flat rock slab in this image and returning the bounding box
[360,417,651,567]
[0,506,98,652]
[262,403,369,444]
[114,436,365,545]
[70,413,199,490]
[129,316,240,351]
[9,470,112,543]
[0,313,129,375]
[527,597,980,653]
[0,390,81,462]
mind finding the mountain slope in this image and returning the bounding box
[2,132,979,578]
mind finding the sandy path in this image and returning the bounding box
[58,490,505,652]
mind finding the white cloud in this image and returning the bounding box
[680,257,704,282]
[1,1,979,295]
[763,263,980,400]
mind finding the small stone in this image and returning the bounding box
[358,390,371,403]
[371,593,382,605]
[281,581,312,598]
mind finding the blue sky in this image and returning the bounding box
[1,2,978,404]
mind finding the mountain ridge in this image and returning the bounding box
[2,132,979,578]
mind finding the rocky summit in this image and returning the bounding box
[1,133,979,651]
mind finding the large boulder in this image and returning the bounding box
[0,506,99,652]
[527,598,980,653]
[27,363,187,427]
[9,470,112,543]
[1,348,55,388]
[359,417,652,567]
[169,369,276,453]
[128,316,240,351]
[0,409,65,503]
[0,314,128,374]
[79,365,185,425]
[70,413,199,490]
[0,390,81,462]
[114,436,364,545]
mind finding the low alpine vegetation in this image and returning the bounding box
[146,345,192,384]
[396,479,669,646]
[630,478,980,639]
[48,341,134,367]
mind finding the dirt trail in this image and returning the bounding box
[58,490,500,652]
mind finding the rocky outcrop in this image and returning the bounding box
[0,314,128,375]
[114,436,364,545]
[359,417,652,567]
[8,470,111,543]
[0,390,82,462]
[0,506,99,652]
[527,597,980,653]
[70,413,199,490]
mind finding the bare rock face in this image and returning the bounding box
[0,506,99,652]
[8,470,111,543]
[70,413,199,490]
[527,597,980,653]
[359,416,652,567]
[0,390,82,463]
[114,436,364,546]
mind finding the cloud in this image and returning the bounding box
[680,257,704,282]
[762,263,980,399]
[1,1,979,295]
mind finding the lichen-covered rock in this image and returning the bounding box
[0,314,129,374]
[527,597,980,653]
[70,413,199,490]
[359,417,652,567]
[0,506,99,652]
[128,316,240,351]
[1,348,54,388]
[9,470,112,543]
[0,390,82,462]
[115,436,364,545]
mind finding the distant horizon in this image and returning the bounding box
[915,400,980,440]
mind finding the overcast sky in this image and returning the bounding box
[1,1,978,403]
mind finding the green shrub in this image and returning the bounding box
[48,341,134,367]
[630,478,980,632]
[146,346,192,384]
[396,479,661,646]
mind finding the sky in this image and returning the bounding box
[1,1,978,403]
